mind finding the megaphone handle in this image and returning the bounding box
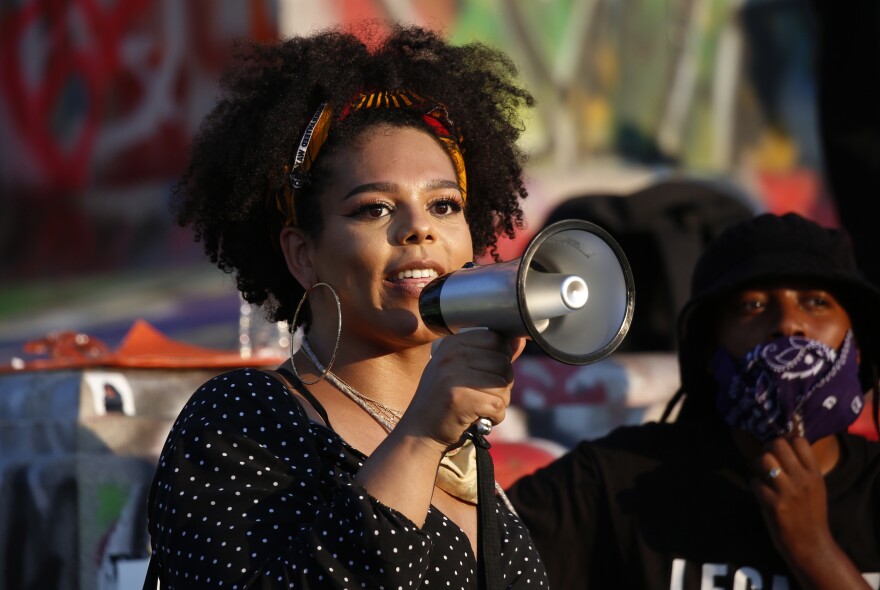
[472,417,493,436]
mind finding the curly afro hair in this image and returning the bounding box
[173,22,535,323]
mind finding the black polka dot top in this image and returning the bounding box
[146,368,548,588]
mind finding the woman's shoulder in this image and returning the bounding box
[181,366,284,402]
[170,367,311,438]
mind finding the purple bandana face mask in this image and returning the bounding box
[712,331,863,443]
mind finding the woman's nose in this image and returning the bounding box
[395,207,435,245]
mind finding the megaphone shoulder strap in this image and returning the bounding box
[142,551,161,589]
[473,433,503,590]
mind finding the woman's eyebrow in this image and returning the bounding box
[423,179,461,192]
[343,181,399,200]
[343,178,460,200]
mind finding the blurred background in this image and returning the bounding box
[0,0,861,360]
[3,1,879,588]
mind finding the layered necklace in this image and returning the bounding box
[300,337,403,432]
[297,335,518,514]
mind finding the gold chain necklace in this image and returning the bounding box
[298,337,519,513]
[300,338,403,431]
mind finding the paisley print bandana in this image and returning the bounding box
[712,331,863,443]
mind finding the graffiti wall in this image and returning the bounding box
[1,0,278,281]
[280,0,836,228]
[1,0,840,286]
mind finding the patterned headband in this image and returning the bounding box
[273,89,467,227]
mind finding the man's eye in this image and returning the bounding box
[736,300,764,314]
[807,295,831,308]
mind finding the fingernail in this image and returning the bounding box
[794,415,805,438]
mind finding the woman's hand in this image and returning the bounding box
[752,436,870,589]
[354,330,522,527]
[398,330,522,452]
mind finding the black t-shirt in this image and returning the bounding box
[506,421,880,590]
[147,368,548,589]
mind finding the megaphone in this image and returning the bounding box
[419,219,635,365]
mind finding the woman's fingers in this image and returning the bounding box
[433,331,517,383]
[406,330,519,447]
[410,331,547,446]
[510,336,528,362]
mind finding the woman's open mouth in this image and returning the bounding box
[387,268,440,297]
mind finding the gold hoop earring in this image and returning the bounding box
[289,282,342,385]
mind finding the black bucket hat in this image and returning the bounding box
[677,212,880,394]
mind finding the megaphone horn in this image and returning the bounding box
[419,219,635,365]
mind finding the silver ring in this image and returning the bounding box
[474,417,493,436]
[766,467,782,481]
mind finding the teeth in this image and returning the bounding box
[396,269,438,280]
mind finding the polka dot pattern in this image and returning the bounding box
[147,369,548,588]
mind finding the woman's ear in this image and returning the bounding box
[280,227,317,289]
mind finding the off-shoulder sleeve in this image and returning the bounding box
[147,368,433,589]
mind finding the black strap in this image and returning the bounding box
[276,367,333,426]
[473,433,502,590]
[142,553,160,589]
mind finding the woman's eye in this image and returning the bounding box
[430,198,463,216]
[352,203,392,219]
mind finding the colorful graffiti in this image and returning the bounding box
[1,0,839,283]
[278,0,833,217]
[1,0,276,192]
[1,0,277,280]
